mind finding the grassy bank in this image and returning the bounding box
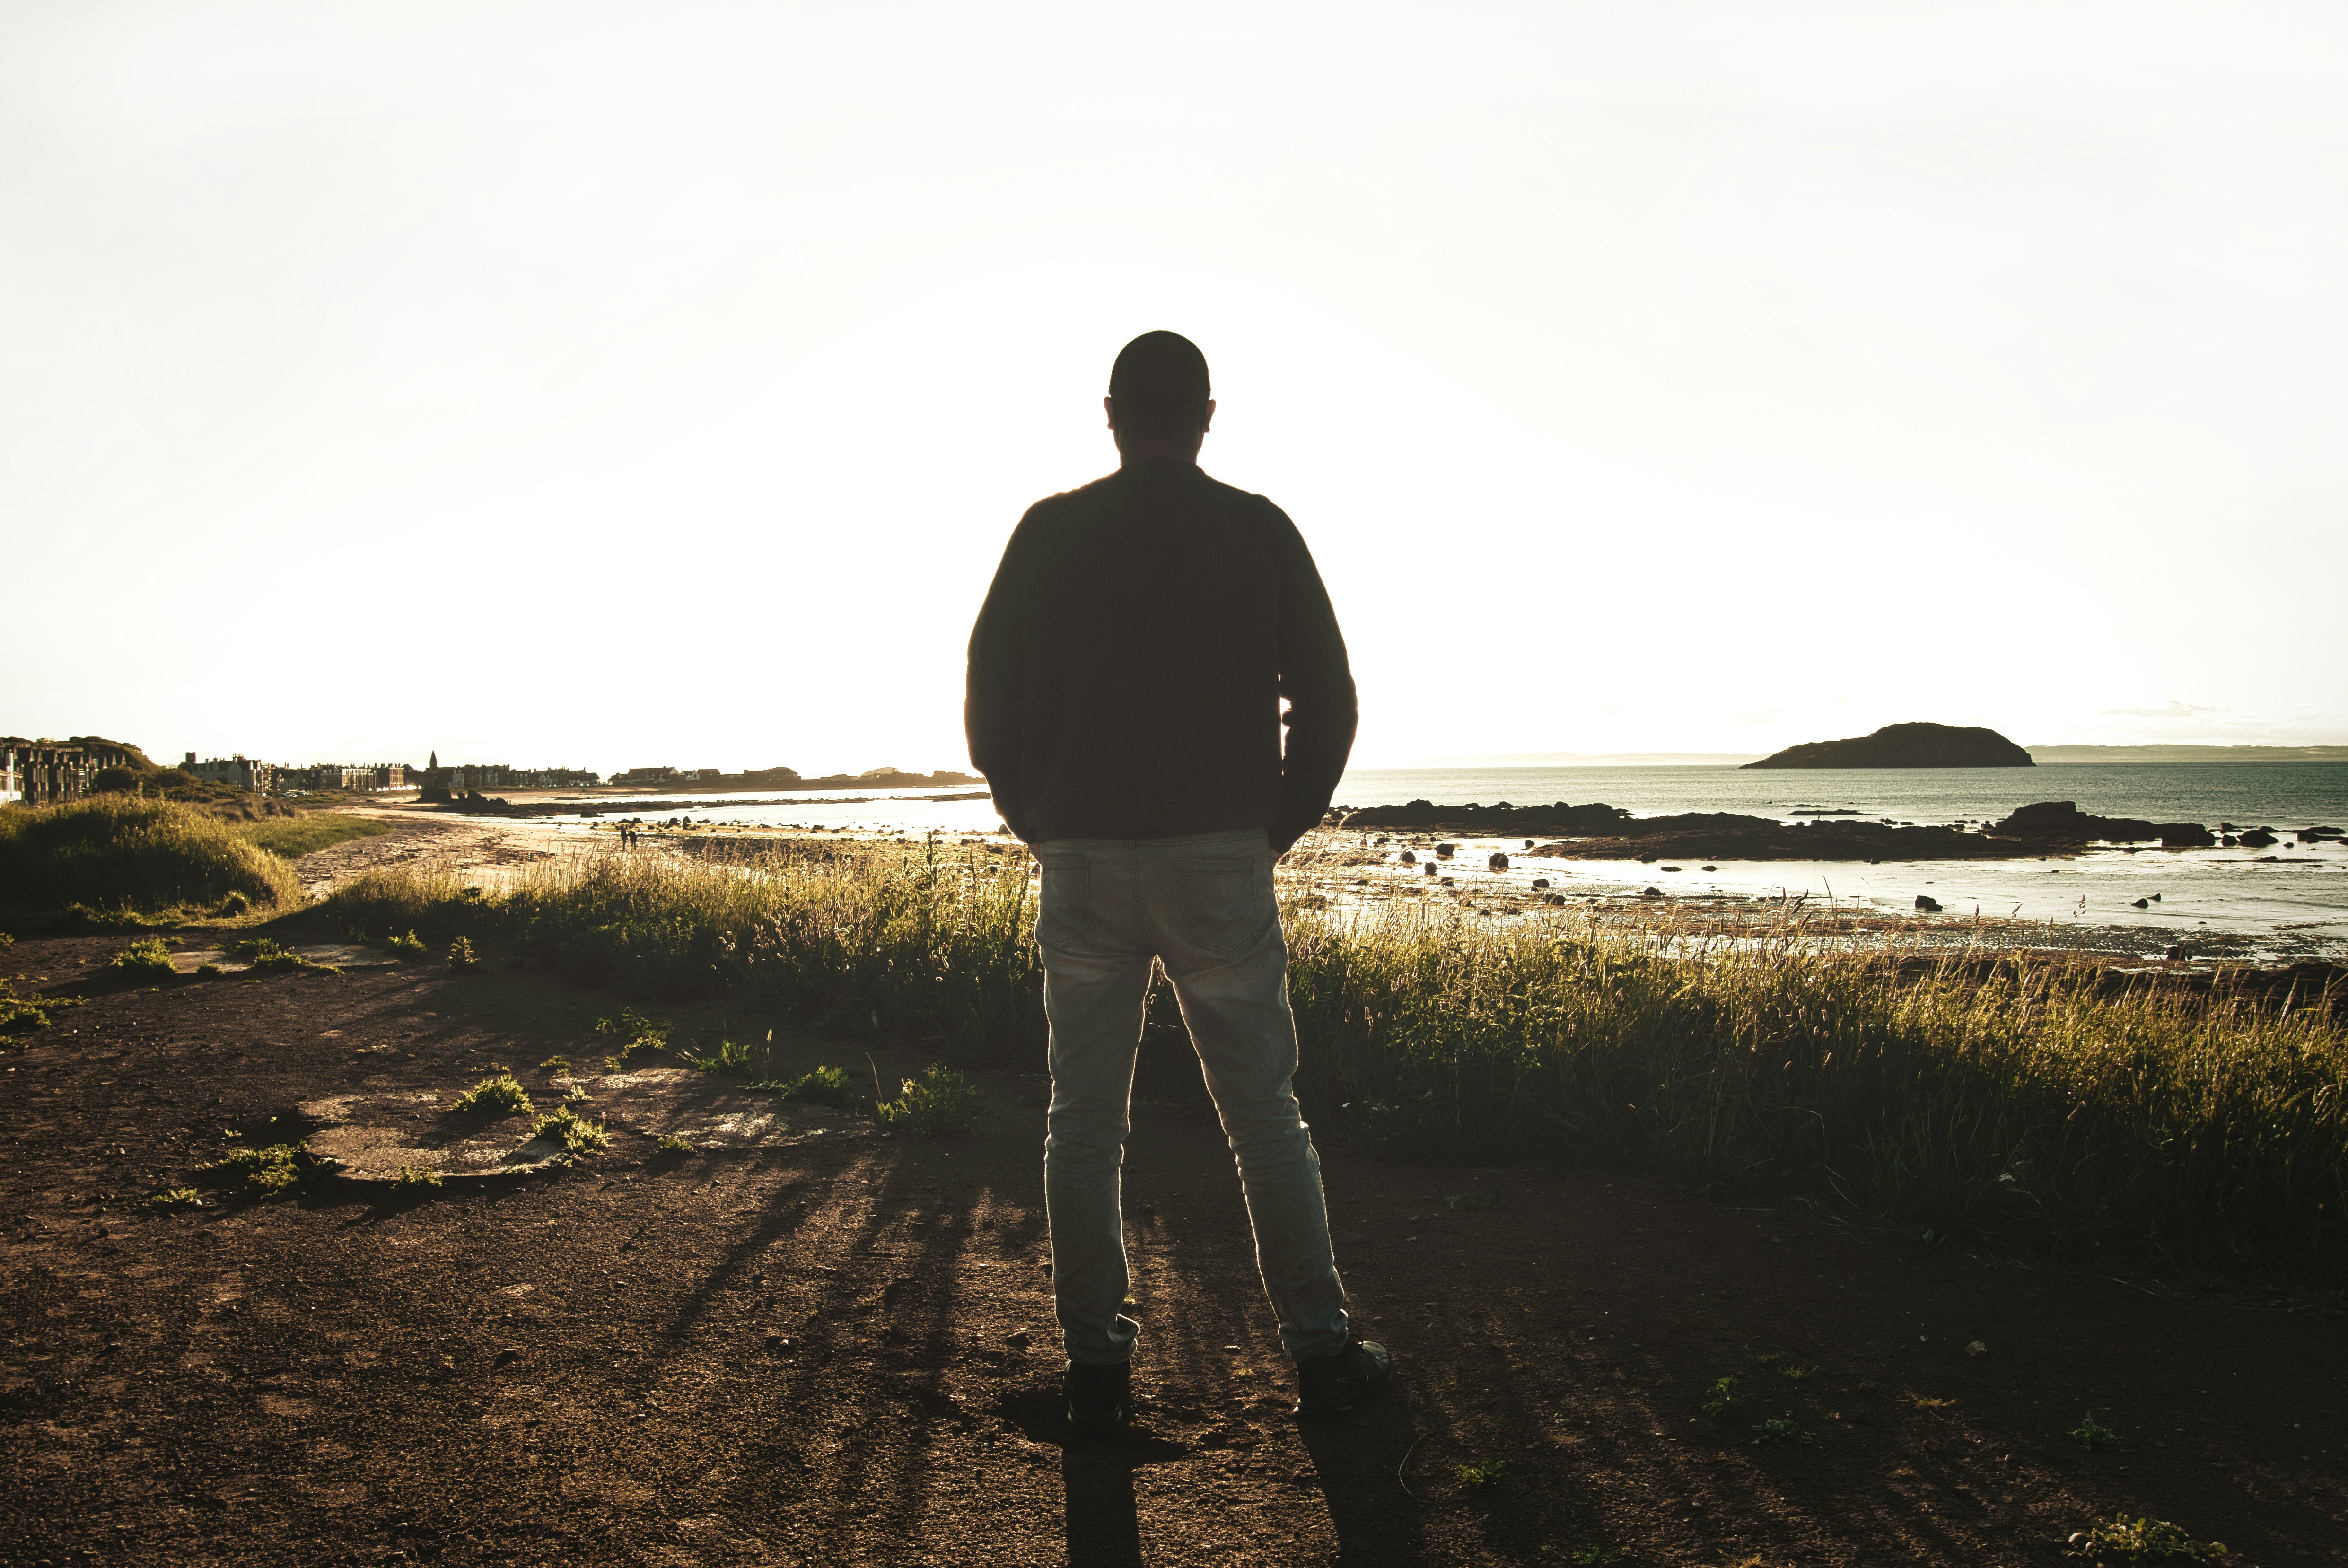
[0,797,300,919]
[316,841,2346,1280]
[235,813,394,859]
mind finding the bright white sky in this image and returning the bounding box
[5,1,2343,775]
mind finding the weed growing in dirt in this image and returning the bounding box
[1908,1392,1954,1409]
[1446,1184,1507,1210]
[195,962,222,979]
[202,1142,334,1197]
[689,1037,759,1077]
[1454,1459,1507,1489]
[449,1073,534,1116]
[1746,1413,1813,1445]
[148,1187,202,1209]
[384,930,427,958]
[656,1134,695,1154]
[2065,1514,2226,1562]
[1568,1550,1620,1567]
[0,976,78,1033]
[538,1055,572,1072]
[874,1063,982,1136]
[1701,1376,1744,1420]
[533,1104,609,1154]
[2072,1411,2120,1451]
[229,937,337,975]
[595,1006,668,1069]
[394,1166,443,1191]
[446,935,478,971]
[109,937,177,978]
[763,1064,858,1107]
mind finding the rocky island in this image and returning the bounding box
[1743,721,2033,769]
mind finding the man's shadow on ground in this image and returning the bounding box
[999,1387,1428,1567]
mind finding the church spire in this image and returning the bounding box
[429,748,438,771]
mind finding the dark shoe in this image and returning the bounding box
[1065,1359,1130,1430]
[1294,1338,1394,1421]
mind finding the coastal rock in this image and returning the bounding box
[1743,721,2034,770]
[1915,895,1942,912]
[2237,829,2278,848]
[1988,801,2214,847]
[1335,799,1637,836]
[1488,852,1510,871]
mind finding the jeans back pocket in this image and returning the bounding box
[1174,854,1277,960]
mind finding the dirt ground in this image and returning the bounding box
[4,930,2344,1568]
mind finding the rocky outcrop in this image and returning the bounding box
[1336,800,1635,835]
[1744,723,2033,770]
[1528,816,2007,862]
[1987,801,2214,846]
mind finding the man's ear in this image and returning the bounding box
[1103,394,1117,430]
[1200,398,1216,434]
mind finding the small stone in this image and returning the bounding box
[1965,1340,1988,1358]
[1006,1330,1031,1349]
[1915,895,1943,913]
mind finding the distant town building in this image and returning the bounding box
[611,766,680,788]
[183,753,280,794]
[295,762,407,792]
[2,736,141,805]
[419,752,599,794]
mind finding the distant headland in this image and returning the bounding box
[1744,722,2033,770]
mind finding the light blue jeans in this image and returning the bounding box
[1034,829,1351,1367]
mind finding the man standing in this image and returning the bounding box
[965,330,1391,1429]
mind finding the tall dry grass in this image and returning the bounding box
[0,796,299,916]
[316,839,2346,1278]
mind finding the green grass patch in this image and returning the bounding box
[1453,1459,1507,1489]
[148,1187,203,1209]
[236,814,394,859]
[448,1073,533,1116]
[0,796,298,918]
[656,1134,695,1154]
[393,1166,443,1191]
[228,937,338,974]
[688,1036,760,1077]
[313,841,2348,1280]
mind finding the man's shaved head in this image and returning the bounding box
[1107,331,1211,440]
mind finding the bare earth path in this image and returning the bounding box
[3,935,2342,1567]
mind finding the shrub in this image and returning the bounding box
[449,1073,533,1116]
[446,936,478,971]
[109,937,178,979]
[0,796,298,916]
[385,930,427,958]
[1746,1413,1813,1446]
[1454,1459,1507,1489]
[2072,1411,2120,1452]
[656,1134,695,1154]
[874,1063,982,1136]
[1701,1376,1743,1420]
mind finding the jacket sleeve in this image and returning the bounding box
[1265,501,1358,852]
[965,516,1033,842]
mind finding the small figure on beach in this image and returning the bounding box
[967,330,1387,1430]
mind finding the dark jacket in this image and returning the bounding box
[965,458,1356,852]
